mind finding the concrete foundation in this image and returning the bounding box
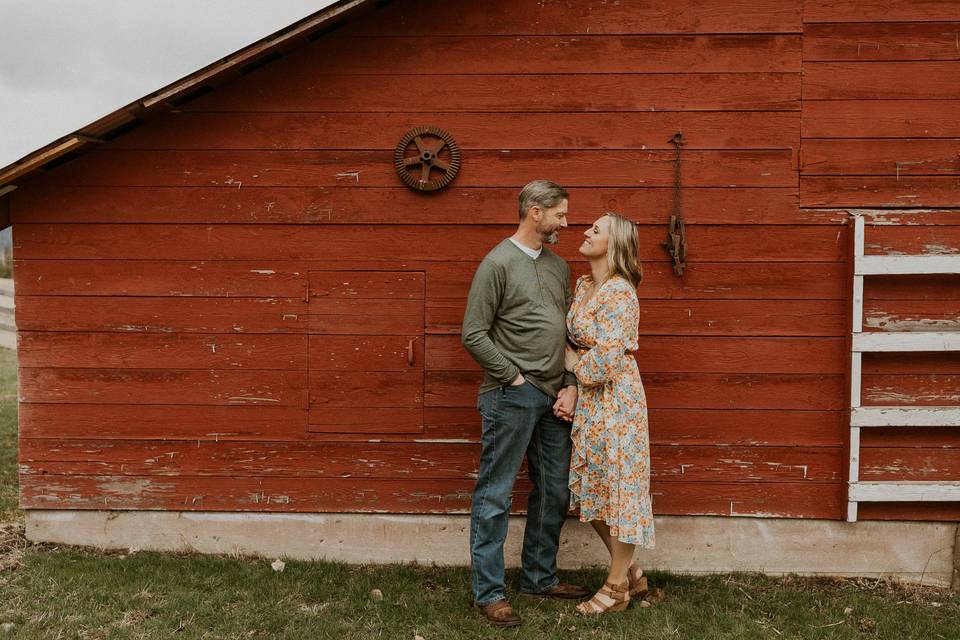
[26,511,958,587]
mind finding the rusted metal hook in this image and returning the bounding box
[662,132,687,276]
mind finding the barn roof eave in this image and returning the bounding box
[0,0,375,229]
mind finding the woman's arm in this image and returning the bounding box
[571,281,638,387]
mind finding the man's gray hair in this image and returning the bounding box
[518,179,568,220]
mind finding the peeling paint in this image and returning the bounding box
[865,243,906,256]
[728,501,789,518]
[98,479,168,496]
[718,458,755,468]
[922,244,960,256]
[860,212,907,226]
[764,462,809,479]
[304,203,333,222]
[894,160,928,181]
[113,324,176,333]
[855,41,880,57]
[865,314,960,332]
[866,388,960,404]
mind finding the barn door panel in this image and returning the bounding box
[307,271,424,434]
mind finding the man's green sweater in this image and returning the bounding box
[461,239,577,398]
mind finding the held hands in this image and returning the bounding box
[511,373,575,422]
[553,385,577,422]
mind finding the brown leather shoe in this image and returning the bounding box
[475,599,522,627]
[520,582,589,600]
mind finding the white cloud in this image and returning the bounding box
[0,0,336,167]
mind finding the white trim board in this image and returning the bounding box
[856,255,960,275]
[852,331,960,352]
[849,481,960,502]
[852,406,960,427]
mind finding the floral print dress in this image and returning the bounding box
[567,275,655,547]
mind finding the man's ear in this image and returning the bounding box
[529,205,541,220]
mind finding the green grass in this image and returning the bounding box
[1,345,959,638]
[1,556,959,639]
[0,252,12,280]
[0,346,18,524]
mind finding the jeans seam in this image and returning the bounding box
[470,394,497,601]
[532,424,547,590]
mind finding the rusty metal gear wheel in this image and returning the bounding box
[394,126,461,192]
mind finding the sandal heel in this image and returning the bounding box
[628,564,648,598]
[630,575,648,598]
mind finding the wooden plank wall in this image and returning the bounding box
[10,0,954,521]
[803,0,960,520]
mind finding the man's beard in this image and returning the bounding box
[539,225,560,245]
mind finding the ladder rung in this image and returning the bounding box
[852,406,960,427]
[849,481,960,502]
[853,332,960,352]
[856,255,960,276]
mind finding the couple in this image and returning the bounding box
[461,179,655,626]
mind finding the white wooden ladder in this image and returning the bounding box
[848,215,960,522]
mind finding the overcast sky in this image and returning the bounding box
[0,1,336,168]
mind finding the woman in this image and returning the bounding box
[564,212,654,614]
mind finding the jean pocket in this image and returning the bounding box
[478,388,498,418]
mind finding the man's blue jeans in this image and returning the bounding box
[469,381,572,605]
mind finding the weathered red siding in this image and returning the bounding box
[801,3,960,520]
[8,0,958,520]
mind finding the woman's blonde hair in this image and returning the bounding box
[602,212,643,288]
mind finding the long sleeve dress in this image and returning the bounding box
[567,274,655,547]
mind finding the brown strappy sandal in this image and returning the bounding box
[628,563,649,598]
[575,580,630,615]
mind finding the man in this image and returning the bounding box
[461,179,586,627]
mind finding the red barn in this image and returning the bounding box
[2,0,959,584]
